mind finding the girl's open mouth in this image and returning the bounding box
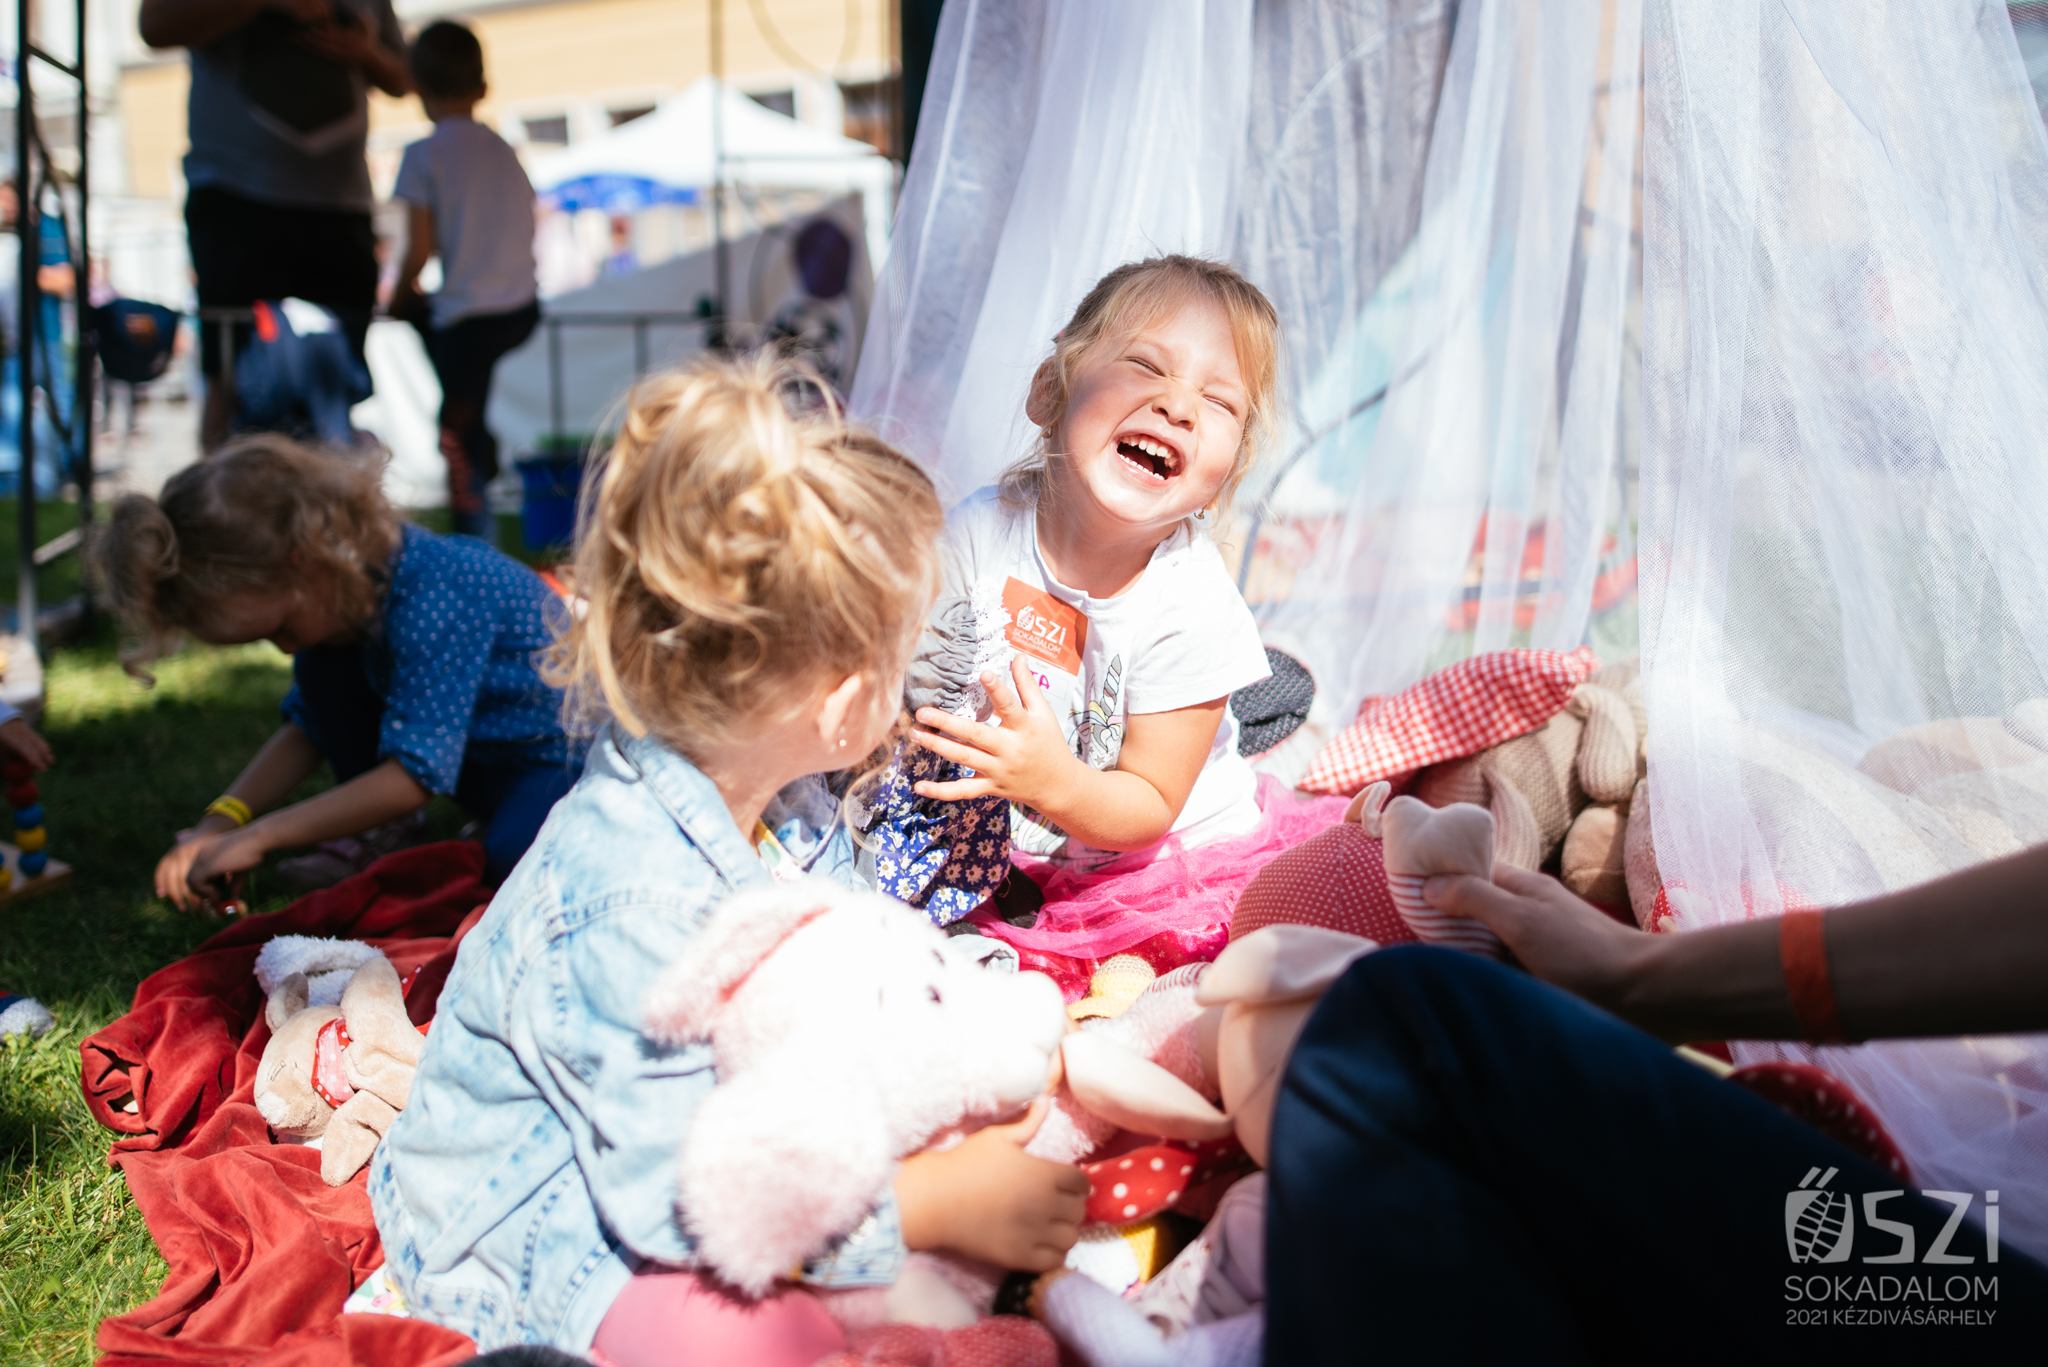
[1116,435,1182,481]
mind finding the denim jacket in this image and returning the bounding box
[368,726,906,1352]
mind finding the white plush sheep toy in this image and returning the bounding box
[641,877,1069,1301]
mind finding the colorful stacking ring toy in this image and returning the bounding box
[4,758,49,880]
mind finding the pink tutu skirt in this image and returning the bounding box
[965,775,1352,1001]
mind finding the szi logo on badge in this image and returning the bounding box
[1003,577,1088,676]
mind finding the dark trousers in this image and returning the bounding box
[291,641,573,884]
[185,185,378,378]
[1265,946,2048,1366]
[412,301,540,538]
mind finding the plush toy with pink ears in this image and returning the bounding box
[640,877,1070,1301]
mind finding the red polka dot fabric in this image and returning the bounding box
[1083,1143,1199,1224]
[1299,645,1598,796]
[1230,822,1417,946]
[1729,1062,1912,1182]
[823,1315,1058,1367]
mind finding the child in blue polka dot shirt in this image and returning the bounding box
[96,434,581,907]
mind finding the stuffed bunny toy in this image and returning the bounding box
[252,948,425,1186]
[640,877,1069,1301]
[1020,926,1377,1367]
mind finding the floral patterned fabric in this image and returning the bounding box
[856,745,1011,927]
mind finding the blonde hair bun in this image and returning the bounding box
[549,356,942,757]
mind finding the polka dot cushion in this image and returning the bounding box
[1083,1143,1199,1224]
[1730,1062,1912,1182]
[1229,821,1416,946]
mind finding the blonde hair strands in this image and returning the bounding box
[548,356,943,761]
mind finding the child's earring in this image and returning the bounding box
[838,734,849,749]
[1193,507,1212,523]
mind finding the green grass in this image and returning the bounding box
[0,511,481,1364]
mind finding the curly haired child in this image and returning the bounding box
[95,436,579,902]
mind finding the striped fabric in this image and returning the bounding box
[1385,871,1503,957]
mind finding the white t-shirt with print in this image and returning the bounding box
[941,487,1271,871]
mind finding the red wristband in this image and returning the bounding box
[1780,910,1848,1044]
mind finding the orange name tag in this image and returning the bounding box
[1003,577,1088,675]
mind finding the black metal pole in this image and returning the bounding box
[73,0,91,624]
[17,0,39,643]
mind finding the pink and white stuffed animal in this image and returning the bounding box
[640,877,1069,1302]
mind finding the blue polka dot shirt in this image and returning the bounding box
[282,524,576,795]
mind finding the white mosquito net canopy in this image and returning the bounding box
[853,0,2048,1258]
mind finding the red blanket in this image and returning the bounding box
[81,843,493,1367]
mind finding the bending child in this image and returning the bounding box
[371,359,1088,1363]
[896,257,1346,988]
[95,436,579,903]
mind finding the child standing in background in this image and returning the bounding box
[389,20,539,541]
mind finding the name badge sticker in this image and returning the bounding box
[1002,577,1088,676]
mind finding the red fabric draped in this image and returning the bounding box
[81,842,492,1367]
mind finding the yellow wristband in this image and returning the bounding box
[205,796,253,828]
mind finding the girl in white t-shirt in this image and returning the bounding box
[900,256,1350,990]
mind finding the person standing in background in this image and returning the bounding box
[388,21,539,543]
[138,0,410,450]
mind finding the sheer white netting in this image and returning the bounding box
[1248,0,1644,751]
[1642,0,2048,1257]
[857,0,2048,1257]
[850,0,1256,503]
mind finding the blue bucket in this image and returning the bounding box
[516,451,584,551]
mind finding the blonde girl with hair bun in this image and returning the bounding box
[370,356,1089,1363]
[93,433,580,903]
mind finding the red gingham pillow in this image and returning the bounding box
[1298,646,1598,797]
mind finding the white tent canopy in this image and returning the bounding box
[526,76,896,271]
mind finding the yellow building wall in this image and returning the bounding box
[118,0,894,202]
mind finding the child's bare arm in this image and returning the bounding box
[895,1098,1087,1271]
[390,204,436,316]
[0,716,52,771]
[175,759,431,905]
[911,655,1226,852]
[154,726,430,909]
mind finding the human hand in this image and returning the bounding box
[911,656,1080,812]
[895,1097,1088,1272]
[0,716,53,771]
[155,823,264,911]
[1423,862,1654,1007]
[292,14,377,66]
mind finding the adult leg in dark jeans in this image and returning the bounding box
[1264,946,2048,1366]
[421,302,540,539]
[186,187,378,448]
